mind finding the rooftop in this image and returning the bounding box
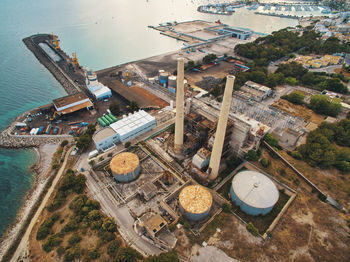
[93,127,116,143]
[231,170,279,209]
[110,110,155,137]
[110,152,140,174]
[53,92,90,108]
[179,185,212,214]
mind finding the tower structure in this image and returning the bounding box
[174,57,185,155]
[208,75,235,180]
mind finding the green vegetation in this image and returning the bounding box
[281,91,305,105]
[107,239,122,258]
[145,250,179,262]
[36,213,60,240]
[222,203,232,213]
[225,155,243,170]
[76,124,96,151]
[60,140,68,147]
[109,101,121,116]
[128,101,139,113]
[264,134,282,150]
[47,169,86,212]
[296,120,350,172]
[245,150,259,161]
[115,247,142,262]
[309,95,342,117]
[42,234,62,253]
[246,222,260,237]
[260,158,270,168]
[202,53,217,64]
[125,141,131,148]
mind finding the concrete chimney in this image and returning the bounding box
[174,58,185,155]
[208,75,235,180]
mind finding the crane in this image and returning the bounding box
[72,52,79,66]
[51,33,60,50]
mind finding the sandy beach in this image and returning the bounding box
[0,144,58,258]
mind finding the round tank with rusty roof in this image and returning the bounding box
[110,152,140,183]
[230,170,279,216]
[179,185,212,221]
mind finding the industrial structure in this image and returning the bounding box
[85,68,112,100]
[208,75,235,180]
[93,110,156,151]
[174,58,185,155]
[110,152,141,183]
[235,81,272,102]
[52,92,93,115]
[179,185,213,221]
[230,170,279,216]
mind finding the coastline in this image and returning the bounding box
[0,144,58,258]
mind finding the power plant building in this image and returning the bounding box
[110,152,141,182]
[93,110,156,151]
[230,170,279,216]
[235,81,272,102]
[85,68,112,100]
[179,185,212,221]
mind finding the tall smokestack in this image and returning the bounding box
[174,57,185,155]
[208,75,235,180]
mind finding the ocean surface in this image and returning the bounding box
[0,0,317,238]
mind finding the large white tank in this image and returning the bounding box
[110,152,141,183]
[168,75,177,88]
[179,185,212,221]
[230,170,279,216]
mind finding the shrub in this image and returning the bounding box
[281,91,305,105]
[86,249,100,260]
[36,213,60,240]
[260,158,270,168]
[145,250,179,262]
[222,203,231,213]
[115,247,142,262]
[107,153,113,157]
[245,150,259,161]
[68,234,82,245]
[290,150,302,160]
[107,239,121,258]
[42,234,62,253]
[125,142,131,148]
[264,134,282,150]
[61,140,68,147]
[246,222,259,237]
[64,245,81,262]
[57,246,65,257]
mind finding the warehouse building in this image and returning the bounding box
[93,110,156,150]
[53,92,93,115]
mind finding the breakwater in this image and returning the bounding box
[0,110,72,149]
[22,35,81,96]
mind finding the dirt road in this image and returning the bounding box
[10,147,74,262]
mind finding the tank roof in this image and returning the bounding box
[179,185,212,214]
[232,170,279,209]
[110,152,139,175]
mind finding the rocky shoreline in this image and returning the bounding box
[0,144,59,259]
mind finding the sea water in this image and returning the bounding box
[0,0,308,237]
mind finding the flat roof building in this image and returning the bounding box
[236,81,272,102]
[53,92,93,115]
[93,110,156,151]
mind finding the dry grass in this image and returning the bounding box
[272,99,325,125]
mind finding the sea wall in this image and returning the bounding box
[22,36,79,95]
[0,111,72,149]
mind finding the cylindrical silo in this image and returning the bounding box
[168,75,177,88]
[230,170,279,216]
[179,185,212,221]
[110,152,141,183]
[159,72,169,85]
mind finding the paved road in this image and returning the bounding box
[85,170,162,256]
[11,147,74,262]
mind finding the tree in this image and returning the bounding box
[76,134,92,151]
[109,101,120,116]
[128,101,139,113]
[145,250,179,262]
[60,140,68,147]
[245,150,259,161]
[107,239,122,258]
[309,95,342,117]
[115,247,142,262]
[86,124,96,136]
[202,53,217,64]
[264,133,282,149]
[281,91,305,105]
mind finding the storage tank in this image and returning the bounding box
[179,185,212,221]
[168,75,177,88]
[230,170,279,216]
[159,72,169,85]
[110,152,141,183]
